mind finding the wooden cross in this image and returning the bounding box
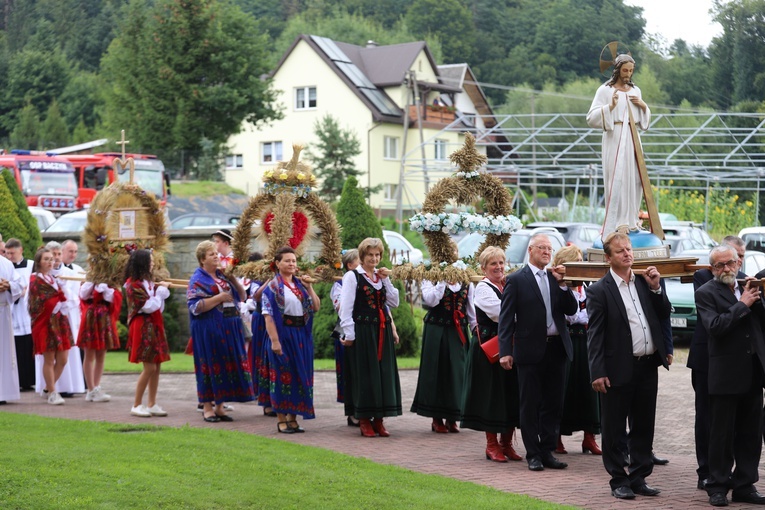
[116,130,134,183]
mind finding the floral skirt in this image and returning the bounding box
[192,314,254,404]
[265,323,314,419]
[127,312,169,364]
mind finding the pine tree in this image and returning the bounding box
[193,138,223,181]
[336,175,385,251]
[70,117,91,144]
[10,102,40,149]
[0,171,42,259]
[40,99,69,149]
[306,114,363,202]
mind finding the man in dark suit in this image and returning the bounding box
[498,233,577,472]
[696,245,765,507]
[586,232,671,500]
[688,236,747,491]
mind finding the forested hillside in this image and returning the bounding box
[0,0,761,176]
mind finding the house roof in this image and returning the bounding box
[438,64,495,125]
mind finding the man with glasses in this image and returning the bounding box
[689,236,747,492]
[498,233,577,471]
[586,232,671,500]
[696,245,765,507]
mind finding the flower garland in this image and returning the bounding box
[409,212,521,236]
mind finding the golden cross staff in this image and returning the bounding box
[115,129,135,184]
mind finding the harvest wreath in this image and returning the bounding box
[393,133,520,285]
[82,171,170,286]
[231,145,342,283]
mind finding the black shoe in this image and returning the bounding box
[288,420,305,433]
[263,407,277,417]
[0,401,6,405]
[277,422,295,434]
[541,454,567,469]
[709,493,728,507]
[215,414,234,422]
[203,415,221,423]
[611,486,636,500]
[731,491,765,504]
[698,479,708,490]
[347,416,360,427]
[527,456,544,471]
[632,483,661,496]
[59,392,74,398]
[651,453,669,465]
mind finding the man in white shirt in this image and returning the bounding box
[0,254,23,403]
[586,232,671,500]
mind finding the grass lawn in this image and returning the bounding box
[0,413,570,509]
[103,351,421,373]
[171,181,245,198]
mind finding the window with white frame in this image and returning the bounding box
[384,183,399,201]
[383,136,399,160]
[261,142,283,163]
[225,154,243,169]
[434,139,447,160]
[295,86,317,110]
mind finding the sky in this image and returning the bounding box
[626,0,722,48]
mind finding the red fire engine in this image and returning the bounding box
[0,150,79,214]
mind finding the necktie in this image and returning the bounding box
[538,270,553,328]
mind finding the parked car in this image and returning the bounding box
[29,206,57,232]
[383,230,423,265]
[525,221,601,256]
[739,226,765,253]
[662,221,717,249]
[170,212,240,230]
[44,209,88,233]
[457,227,566,268]
[663,234,704,257]
[665,249,765,336]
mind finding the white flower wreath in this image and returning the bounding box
[409,211,522,236]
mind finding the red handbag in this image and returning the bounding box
[480,335,500,364]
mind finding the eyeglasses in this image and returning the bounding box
[531,245,553,252]
[712,259,738,270]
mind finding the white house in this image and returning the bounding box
[224,34,502,214]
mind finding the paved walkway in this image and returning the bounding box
[2,360,764,509]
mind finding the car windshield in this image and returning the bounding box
[46,213,86,233]
[20,169,78,196]
[116,169,163,197]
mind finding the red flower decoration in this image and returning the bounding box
[264,211,309,249]
[280,372,292,385]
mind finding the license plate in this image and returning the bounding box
[670,317,687,328]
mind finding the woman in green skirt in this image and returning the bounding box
[411,272,475,433]
[461,246,522,462]
[338,238,401,437]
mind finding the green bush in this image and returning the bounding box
[391,280,420,357]
[1,170,43,259]
[311,282,336,359]
[117,321,128,347]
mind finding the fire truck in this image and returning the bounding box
[60,153,170,206]
[0,150,79,214]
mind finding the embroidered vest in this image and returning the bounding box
[424,285,469,327]
[352,272,390,324]
[475,281,502,340]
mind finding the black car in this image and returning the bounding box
[524,222,601,256]
[170,212,240,229]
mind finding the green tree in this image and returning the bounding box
[70,117,91,144]
[306,114,363,203]
[59,71,102,132]
[101,0,281,163]
[1,171,42,260]
[405,0,475,63]
[336,175,385,250]
[193,138,223,181]
[10,102,41,149]
[40,99,69,149]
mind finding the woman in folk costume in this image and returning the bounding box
[338,237,401,438]
[262,246,320,433]
[461,246,522,462]
[125,249,171,418]
[27,247,72,406]
[411,244,476,434]
[241,252,276,417]
[0,255,23,403]
[78,281,123,403]
[187,241,254,423]
[330,249,360,425]
[552,245,601,456]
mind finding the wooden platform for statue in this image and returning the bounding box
[563,257,708,283]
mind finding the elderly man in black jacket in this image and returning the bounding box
[696,244,765,507]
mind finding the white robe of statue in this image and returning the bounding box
[0,257,23,401]
[586,83,651,237]
[35,264,85,395]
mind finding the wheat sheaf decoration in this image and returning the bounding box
[393,132,521,285]
[232,144,342,283]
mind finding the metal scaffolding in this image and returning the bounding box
[396,112,765,225]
